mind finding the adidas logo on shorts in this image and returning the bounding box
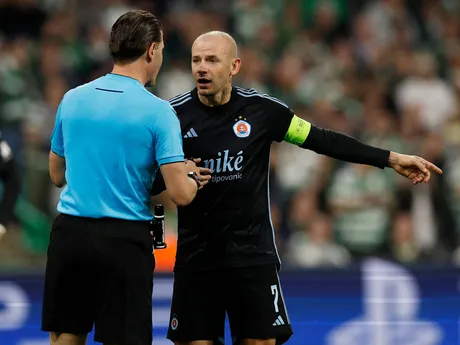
[272,315,285,326]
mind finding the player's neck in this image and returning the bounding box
[111,64,149,86]
[198,84,232,107]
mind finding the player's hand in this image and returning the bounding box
[185,158,212,189]
[388,152,443,185]
[0,224,6,244]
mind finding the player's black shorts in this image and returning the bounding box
[41,213,154,345]
[167,264,293,345]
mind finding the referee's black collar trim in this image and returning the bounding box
[106,73,142,85]
[192,86,238,111]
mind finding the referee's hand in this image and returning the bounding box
[185,158,212,189]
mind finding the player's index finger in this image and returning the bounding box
[427,162,443,174]
[415,159,428,173]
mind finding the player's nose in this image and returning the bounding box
[197,64,209,74]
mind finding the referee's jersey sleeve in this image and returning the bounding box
[50,102,65,157]
[154,102,185,166]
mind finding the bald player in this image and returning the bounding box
[152,31,442,345]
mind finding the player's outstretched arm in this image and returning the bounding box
[283,115,442,184]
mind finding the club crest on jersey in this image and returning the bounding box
[233,116,251,138]
[171,317,178,330]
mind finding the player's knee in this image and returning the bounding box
[49,332,87,345]
[239,339,276,345]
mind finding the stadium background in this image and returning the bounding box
[1,0,460,344]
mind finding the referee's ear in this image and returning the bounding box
[147,42,156,63]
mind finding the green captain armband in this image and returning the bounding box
[283,115,312,145]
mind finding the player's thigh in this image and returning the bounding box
[41,214,94,335]
[167,268,225,343]
[93,220,154,345]
[226,265,293,345]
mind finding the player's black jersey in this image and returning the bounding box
[168,86,294,269]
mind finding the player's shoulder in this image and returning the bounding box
[167,90,194,110]
[234,86,290,109]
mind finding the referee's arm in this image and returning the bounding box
[154,104,199,206]
[49,102,66,188]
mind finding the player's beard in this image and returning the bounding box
[199,82,231,106]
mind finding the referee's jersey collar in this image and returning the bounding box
[106,73,143,86]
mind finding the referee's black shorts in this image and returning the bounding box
[41,213,154,345]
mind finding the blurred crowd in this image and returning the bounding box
[1,0,460,270]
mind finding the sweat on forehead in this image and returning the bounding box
[192,31,238,58]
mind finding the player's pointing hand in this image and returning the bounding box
[388,152,443,185]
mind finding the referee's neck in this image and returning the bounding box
[111,64,148,86]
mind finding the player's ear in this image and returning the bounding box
[231,58,241,76]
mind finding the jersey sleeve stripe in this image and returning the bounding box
[236,91,289,109]
[169,96,192,107]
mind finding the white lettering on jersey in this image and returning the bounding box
[203,150,244,183]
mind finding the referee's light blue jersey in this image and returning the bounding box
[50,73,184,221]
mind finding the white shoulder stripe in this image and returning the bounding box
[235,86,258,94]
[236,91,289,108]
[235,86,289,107]
[169,91,192,103]
[169,96,192,107]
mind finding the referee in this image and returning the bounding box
[152,31,443,345]
[0,131,20,243]
[41,10,209,345]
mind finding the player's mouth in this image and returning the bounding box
[197,78,211,88]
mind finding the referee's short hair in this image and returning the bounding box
[109,10,162,64]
